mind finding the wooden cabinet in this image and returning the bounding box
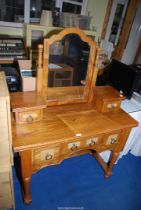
[0,72,15,210]
[10,28,138,205]
[11,90,138,205]
[25,24,60,61]
[25,24,59,49]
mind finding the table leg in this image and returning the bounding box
[105,151,119,178]
[91,150,120,178]
[20,150,33,204]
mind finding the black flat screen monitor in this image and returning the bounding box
[108,59,140,99]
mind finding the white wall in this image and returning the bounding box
[86,0,109,41]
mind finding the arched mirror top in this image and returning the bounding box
[45,28,97,47]
[37,28,99,106]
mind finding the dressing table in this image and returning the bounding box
[10,28,138,204]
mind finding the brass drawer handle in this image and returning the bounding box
[71,144,78,151]
[106,134,118,145]
[110,138,117,144]
[89,140,96,146]
[45,153,53,160]
[86,137,98,146]
[26,115,33,122]
[108,103,117,110]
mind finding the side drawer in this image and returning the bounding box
[103,132,120,149]
[93,86,123,113]
[15,109,42,124]
[33,145,61,170]
[102,100,121,112]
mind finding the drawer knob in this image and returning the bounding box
[89,140,96,146]
[26,115,33,122]
[108,103,117,110]
[45,153,53,160]
[110,138,117,144]
[71,144,78,151]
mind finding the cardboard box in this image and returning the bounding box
[18,60,36,91]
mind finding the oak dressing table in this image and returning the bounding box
[10,28,138,204]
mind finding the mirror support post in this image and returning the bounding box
[88,47,100,104]
[36,44,43,93]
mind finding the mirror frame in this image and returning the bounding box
[37,28,99,106]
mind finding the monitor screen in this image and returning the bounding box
[108,59,138,99]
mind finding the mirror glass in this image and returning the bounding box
[47,33,90,101]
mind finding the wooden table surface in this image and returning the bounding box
[12,103,137,152]
[11,102,138,204]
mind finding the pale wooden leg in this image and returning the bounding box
[22,177,32,204]
[20,150,33,204]
[91,150,119,178]
[105,151,119,178]
[92,150,108,173]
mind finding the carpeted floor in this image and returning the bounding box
[13,153,141,210]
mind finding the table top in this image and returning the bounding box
[12,103,138,152]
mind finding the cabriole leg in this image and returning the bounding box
[105,151,119,178]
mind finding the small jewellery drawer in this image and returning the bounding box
[33,145,60,169]
[93,86,124,113]
[15,109,42,124]
[102,101,121,112]
[105,133,120,146]
[10,91,46,124]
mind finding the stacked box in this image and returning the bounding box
[18,60,36,91]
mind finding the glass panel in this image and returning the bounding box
[109,4,124,44]
[62,2,81,14]
[48,33,90,101]
[0,0,24,22]
[31,30,44,49]
[30,0,55,22]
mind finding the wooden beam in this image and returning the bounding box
[113,0,138,60]
[101,0,113,40]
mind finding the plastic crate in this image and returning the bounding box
[60,13,92,30]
